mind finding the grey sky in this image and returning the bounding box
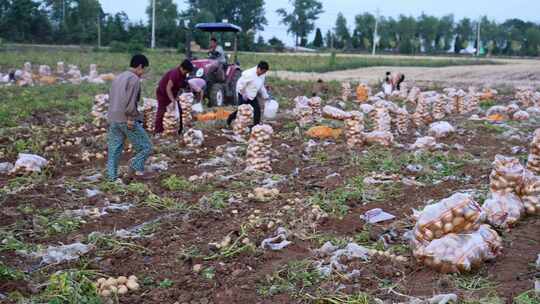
[100,0,540,46]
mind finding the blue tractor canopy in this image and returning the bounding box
[195,23,242,33]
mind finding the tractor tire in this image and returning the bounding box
[209,83,225,107]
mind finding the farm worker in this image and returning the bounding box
[106,54,152,182]
[188,78,207,103]
[391,72,405,91]
[382,72,393,95]
[312,78,329,97]
[154,59,194,136]
[208,37,227,64]
[227,61,270,127]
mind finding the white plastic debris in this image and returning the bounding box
[360,208,395,224]
[192,102,204,114]
[428,294,458,304]
[411,136,437,150]
[85,189,102,198]
[11,153,48,173]
[0,162,14,174]
[34,243,91,264]
[260,227,291,251]
[263,99,279,120]
[428,121,455,139]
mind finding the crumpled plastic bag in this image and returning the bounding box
[413,193,482,243]
[183,128,204,148]
[34,243,92,264]
[411,136,437,150]
[428,121,455,139]
[263,99,279,120]
[414,225,502,273]
[482,192,524,228]
[11,153,48,173]
[260,227,291,251]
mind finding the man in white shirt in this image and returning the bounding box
[227,61,270,127]
[208,38,227,65]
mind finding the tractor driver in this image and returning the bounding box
[208,37,227,65]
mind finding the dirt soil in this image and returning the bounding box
[271,56,540,88]
[1,83,539,304]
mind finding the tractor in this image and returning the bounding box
[188,22,243,107]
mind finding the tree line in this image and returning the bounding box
[1,0,539,56]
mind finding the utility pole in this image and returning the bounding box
[97,13,101,49]
[151,0,156,49]
[372,8,380,56]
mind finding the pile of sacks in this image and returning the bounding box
[142,98,157,131]
[341,82,352,101]
[91,94,109,129]
[66,65,82,84]
[245,124,273,172]
[482,129,540,227]
[233,104,253,137]
[411,193,503,273]
[344,111,364,149]
[179,93,194,129]
[355,83,370,102]
[515,86,540,108]
[293,96,313,127]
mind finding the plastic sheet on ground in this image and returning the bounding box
[360,208,395,224]
[11,153,48,173]
[314,242,370,276]
[428,121,455,139]
[260,227,291,251]
[34,243,92,264]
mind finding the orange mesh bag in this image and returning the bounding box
[306,126,342,139]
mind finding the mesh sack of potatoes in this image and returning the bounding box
[374,106,392,132]
[322,105,352,121]
[407,87,421,104]
[527,129,540,175]
[142,98,157,131]
[518,169,540,215]
[482,192,524,228]
[245,124,273,172]
[363,130,393,147]
[413,193,482,243]
[355,83,370,102]
[414,224,502,274]
[479,88,497,101]
[233,104,253,137]
[306,126,342,140]
[308,96,323,121]
[489,155,524,193]
[432,95,447,120]
[394,107,410,135]
[341,82,352,101]
[163,102,180,135]
[344,111,364,149]
[179,93,194,128]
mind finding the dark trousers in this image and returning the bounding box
[155,93,183,134]
[227,94,261,126]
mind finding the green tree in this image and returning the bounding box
[324,29,333,48]
[268,36,285,52]
[525,27,540,56]
[435,14,454,52]
[0,0,52,43]
[276,0,324,46]
[354,12,375,51]
[396,15,417,54]
[418,13,439,52]
[454,18,473,53]
[334,12,350,49]
[313,27,323,48]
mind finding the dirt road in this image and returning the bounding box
[270,57,540,88]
